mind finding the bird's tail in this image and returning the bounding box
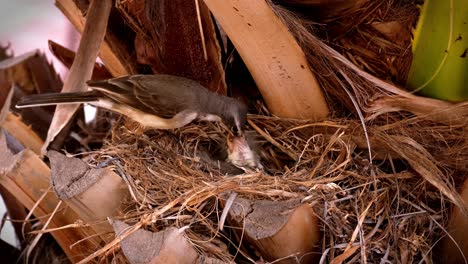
[16,91,100,108]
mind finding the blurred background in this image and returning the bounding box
[0,0,78,248]
[0,0,79,78]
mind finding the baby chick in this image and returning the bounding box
[226,133,263,172]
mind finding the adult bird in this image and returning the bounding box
[16,74,248,135]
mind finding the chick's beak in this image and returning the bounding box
[235,127,243,137]
[234,120,243,137]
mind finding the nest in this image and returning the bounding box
[80,108,467,262]
[72,3,468,261]
[10,0,465,262]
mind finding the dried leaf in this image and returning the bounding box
[204,0,329,119]
[229,197,300,239]
[48,40,113,80]
[0,131,16,170]
[112,221,198,264]
[117,0,227,94]
[56,0,135,76]
[42,0,112,155]
[228,198,320,262]
[0,79,13,125]
[48,150,106,200]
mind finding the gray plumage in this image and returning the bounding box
[16,74,248,134]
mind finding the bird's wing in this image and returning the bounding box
[87,76,177,118]
[87,76,154,111]
[129,75,207,118]
[87,75,211,119]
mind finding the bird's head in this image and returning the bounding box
[221,100,247,137]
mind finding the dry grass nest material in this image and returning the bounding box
[84,112,467,263]
[71,2,467,262]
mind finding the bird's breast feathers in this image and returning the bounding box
[96,99,199,129]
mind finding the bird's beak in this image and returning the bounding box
[235,128,243,137]
[235,121,243,137]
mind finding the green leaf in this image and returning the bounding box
[407,0,468,102]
